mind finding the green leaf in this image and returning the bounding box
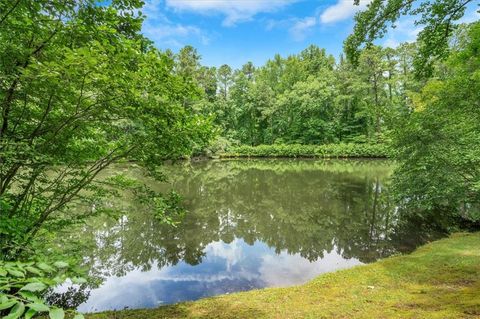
[24,309,37,319]
[4,301,25,319]
[7,269,25,277]
[37,263,54,273]
[0,268,7,276]
[18,291,42,303]
[25,266,43,276]
[53,261,69,269]
[20,282,47,292]
[49,307,65,319]
[73,313,85,319]
[27,302,50,312]
[0,299,17,310]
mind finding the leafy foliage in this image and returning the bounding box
[221,143,392,158]
[345,0,476,77]
[0,260,85,319]
[184,44,414,148]
[0,0,213,258]
[392,22,480,223]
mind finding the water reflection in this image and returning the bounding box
[74,159,440,312]
[81,239,360,311]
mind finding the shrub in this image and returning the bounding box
[220,143,392,158]
[0,260,85,319]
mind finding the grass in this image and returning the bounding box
[219,143,392,159]
[88,232,480,319]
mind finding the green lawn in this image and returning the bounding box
[88,233,480,319]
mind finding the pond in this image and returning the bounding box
[71,159,440,313]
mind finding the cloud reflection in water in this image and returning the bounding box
[79,238,360,312]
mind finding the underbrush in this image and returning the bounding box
[220,143,392,158]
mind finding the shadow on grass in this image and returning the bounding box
[88,299,267,319]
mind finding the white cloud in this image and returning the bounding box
[142,0,211,48]
[265,16,318,42]
[143,22,211,47]
[149,24,201,39]
[259,249,362,287]
[205,239,243,272]
[320,0,372,24]
[290,16,317,41]
[265,17,294,31]
[146,23,203,41]
[165,0,299,26]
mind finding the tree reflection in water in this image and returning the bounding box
[72,159,444,312]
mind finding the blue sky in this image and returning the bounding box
[141,0,480,69]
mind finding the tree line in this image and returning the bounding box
[170,43,419,147]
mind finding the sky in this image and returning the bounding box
[141,0,480,69]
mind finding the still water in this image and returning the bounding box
[74,159,436,312]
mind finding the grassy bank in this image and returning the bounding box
[88,232,480,319]
[219,143,392,159]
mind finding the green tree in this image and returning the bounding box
[334,55,368,141]
[0,0,213,258]
[217,64,233,100]
[345,0,476,77]
[257,54,285,95]
[241,61,255,81]
[197,66,218,102]
[298,45,335,75]
[175,45,201,82]
[275,75,337,144]
[357,46,389,139]
[394,43,420,111]
[392,22,480,224]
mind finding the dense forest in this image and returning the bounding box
[0,0,479,318]
[171,43,414,147]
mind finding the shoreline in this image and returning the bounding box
[87,232,480,319]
